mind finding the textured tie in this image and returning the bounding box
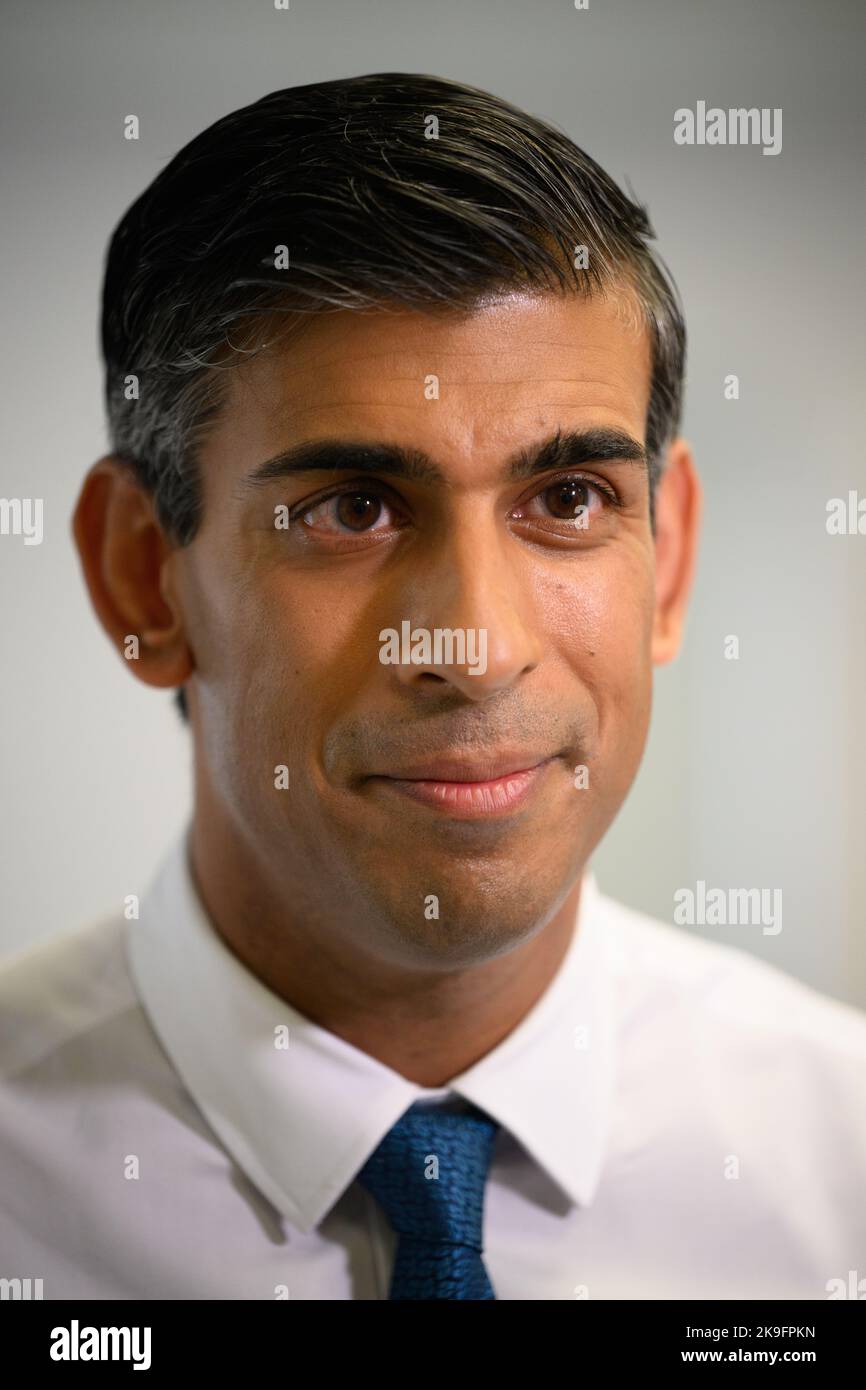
[356,1100,500,1300]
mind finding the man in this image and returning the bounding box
[1,72,864,1302]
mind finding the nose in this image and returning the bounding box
[387,510,543,700]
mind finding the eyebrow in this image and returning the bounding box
[240,426,649,491]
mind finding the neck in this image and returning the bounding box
[187,808,582,1089]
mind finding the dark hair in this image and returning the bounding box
[100,72,686,725]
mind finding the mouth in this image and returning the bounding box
[364,753,559,819]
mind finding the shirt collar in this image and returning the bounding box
[126,826,616,1234]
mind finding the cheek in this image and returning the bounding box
[541,547,655,677]
[539,549,655,785]
[215,568,374,759]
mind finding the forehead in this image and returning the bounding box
[199,290,652,502]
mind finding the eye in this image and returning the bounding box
[297,486,400,535]
[511,474,617,528]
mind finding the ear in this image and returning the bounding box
[651,438,702,665]
[72,456,194,690]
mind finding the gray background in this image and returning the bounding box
[1,0,864,1007]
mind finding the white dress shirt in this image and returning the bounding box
[1,827,865,1301]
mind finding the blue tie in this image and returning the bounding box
[356,1100,500,1300]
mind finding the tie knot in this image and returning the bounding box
[356,1100,500,1249]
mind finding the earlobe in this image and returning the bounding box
[650,438,702,666]
[72,456,195,691]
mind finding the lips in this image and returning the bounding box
[362,750,561,819]
[370,752,552,783]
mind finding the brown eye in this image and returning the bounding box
[335,492,383,531]
[300,488,396,535]
[543,479,591,520]
[509,473,613,532]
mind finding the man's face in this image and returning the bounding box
[174,290,657,968]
